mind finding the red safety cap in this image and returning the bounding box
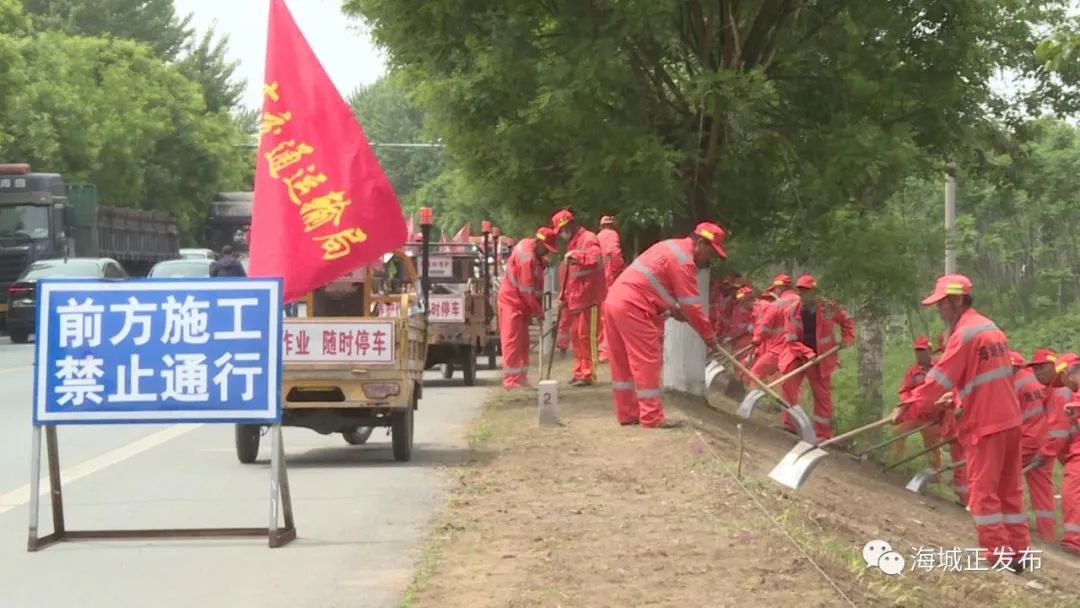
[771,273,792,288]
[535,227,558,253]
[551,209,574,229]
[913,336,932,350]
[1009,350,1025,367]
[735,286,753,300]
[1055,352,1080,375]
[693,222,727,258]
[922,274,972,306]
[796,274,816,290]
[1027,348,1058,367]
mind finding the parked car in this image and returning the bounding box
[178,248,217,261]
[148,258,214,278]
[6,258,127,343]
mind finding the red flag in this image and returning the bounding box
[452,223,471,242]
[249,0,406,301]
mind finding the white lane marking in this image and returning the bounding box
[0,424,203,515]
[0,365,32,375]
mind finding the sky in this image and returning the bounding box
[173,0,386,110]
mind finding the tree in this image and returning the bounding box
[20,0,192,60]
[178,26,244,114]
[0,33,248,238]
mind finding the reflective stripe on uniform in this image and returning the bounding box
[612,381,634,391]
[503,367,525,375]
[628,261,678,308]
[784,332,799,341]
[961,322,999,344]
[662,239,690,265]
[678,295,702,305]
[813,415,832,425]
[1003,513,1027,524]
[1035,510,1056,519]
[928,368,954,390]
[818,335,834,345]
[1049,429,1071,439]
[571,269,595,278]
[973,512,1003,526]
[1022,405,1045,421]
[637,388,663,398]
[1064,523,1080,533]
[958,365,1014,398]
[1014,374,1039,391]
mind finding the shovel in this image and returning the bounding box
[883,438,953,472]
[768,415,894,490]
[906,459,965,493]
[736,346,841,418]
[848,421,937,463]
[704,343,755,401]
[710,346,816,444]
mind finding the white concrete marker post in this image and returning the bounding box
[538,380,559,425]
[662,268,710,396]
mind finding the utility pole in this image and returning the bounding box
[944,161,957,275]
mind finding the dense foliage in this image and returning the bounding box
[0,0,249,240]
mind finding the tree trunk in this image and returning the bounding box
[856,306,885,435]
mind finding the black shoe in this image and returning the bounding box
[655,419,685,429]
[619,418,639,426]
[568,378,587,387]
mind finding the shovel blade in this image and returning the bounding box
[905,468,935,493]
[737,389,765,418]
[785,404,818,444]
[768,441,829,490]
[705,361,727,389]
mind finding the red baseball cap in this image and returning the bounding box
[1009,350,1025,367]
[1055,352,1080,375]
[796,274,817,290]
[913,336,932,350]
[535,227,557,253]
[1027,348,1057,367]
[768,274,792,291]
[599,215,615,225]
[693,221,727,258]
[735,286,753,300]
[922,274,972,306]
[551,209,574,229]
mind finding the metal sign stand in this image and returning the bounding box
[27,424,295,552]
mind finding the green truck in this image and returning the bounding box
[0,163,179,319]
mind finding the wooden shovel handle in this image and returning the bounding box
[818,416,893,450]
[711,346,790,406]
[764,345,842,390]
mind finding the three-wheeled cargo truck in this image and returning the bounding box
[234,249,427,463]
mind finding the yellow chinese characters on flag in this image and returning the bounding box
[248,0,408,302]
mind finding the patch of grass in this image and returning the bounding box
[468,408,494,447]
[398,522,457,608]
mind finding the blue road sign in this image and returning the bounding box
[33,278,282,425]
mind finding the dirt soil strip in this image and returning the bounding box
[405,374,1080,608]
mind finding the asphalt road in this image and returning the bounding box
[0,337,492,608]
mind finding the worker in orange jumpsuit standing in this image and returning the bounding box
[725,286,756,362]
[749,274,800,431]
[596,215,625,364]
[552,209,606,386]
[891,337,943,471]
[1056,353,1080,556]
[1009,350,1056,541]
[497,227,557,390]
[605,222,727,428]
[780,274,855,440]
[895,274,1029,573]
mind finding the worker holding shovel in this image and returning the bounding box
[1009,349,1056,541]
[780,274,855,440]
[497,227,557,390]
[604,222,728,428]
[892,274,1029,574]
[552,209,606,387]
[1056,353,1080,556]
[892,337,944,471]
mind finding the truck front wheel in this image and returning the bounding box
[235,424,261,464]
[391,407,414,462]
